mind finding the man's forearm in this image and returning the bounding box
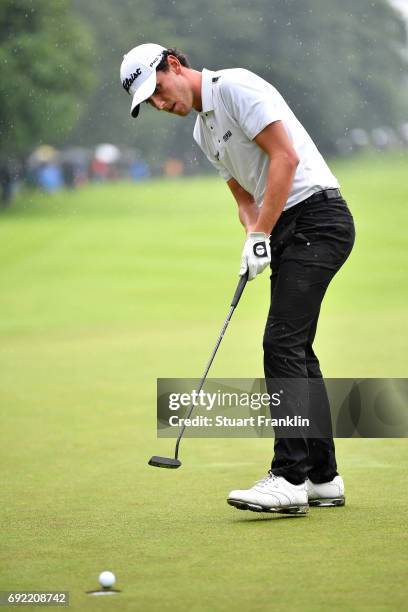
[227,178,261,234]
[253,155,298,235]
[238,199,259,233]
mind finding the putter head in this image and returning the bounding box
[148,456,182,469]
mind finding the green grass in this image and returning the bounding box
[0,152,407,611]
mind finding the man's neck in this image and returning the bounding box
[185,68,203,112]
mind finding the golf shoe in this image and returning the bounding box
[227,472,309,515]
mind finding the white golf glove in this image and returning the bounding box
[240,232,271,281]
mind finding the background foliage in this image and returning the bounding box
[1,0,407,163]
[72,0,408,163]
[0,0,95,156]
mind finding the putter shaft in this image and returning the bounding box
[174,272,248,460]
[148,272,248,469]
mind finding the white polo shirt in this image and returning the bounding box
[193,68,339,210]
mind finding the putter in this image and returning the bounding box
[148,271,248,469]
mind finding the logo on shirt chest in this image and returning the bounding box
[215,130,232,160]
[223,130,232,142]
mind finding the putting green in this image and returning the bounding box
[1,153,407,611]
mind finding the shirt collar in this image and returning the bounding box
[200,68,217,114]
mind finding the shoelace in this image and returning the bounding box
[255,472,279,489]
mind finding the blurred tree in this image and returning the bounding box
[69,0,187,170]
[0,0,95,157]
[254,0,408,152]
[72,0,408,162]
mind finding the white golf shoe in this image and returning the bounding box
[306,475,345,507]
[227,472,309,515]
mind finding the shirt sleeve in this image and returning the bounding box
[218,70,283,141]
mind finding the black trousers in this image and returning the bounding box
[263,191,355,485]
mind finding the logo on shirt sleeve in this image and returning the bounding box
[223,130,232,143]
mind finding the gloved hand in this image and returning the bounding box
[239,232,271,281]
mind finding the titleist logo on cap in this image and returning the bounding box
[122,68,142,93]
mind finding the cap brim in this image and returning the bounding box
[130,71,157,118]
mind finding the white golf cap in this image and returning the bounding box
[120,43,166,118]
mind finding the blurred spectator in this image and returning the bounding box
[130,159,150,180]
[399,123,408,146]
[90,144,121,181]
[350,128,370,149]
[37,163,64,193]
[61,147,91,187]
[0,159,12,207]
[371,127,399,150]
[27,145,62,192]
[61,158,76,189]
[164,158,184,177]
[90,157,110,182]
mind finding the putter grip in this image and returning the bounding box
[231,272,248,308]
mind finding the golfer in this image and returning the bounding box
[120,44,355,514]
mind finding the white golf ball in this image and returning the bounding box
[98,571,116,588]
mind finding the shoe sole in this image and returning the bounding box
[227,499,309,515]
[309,497,345,507]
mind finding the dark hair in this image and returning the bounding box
[156,48,191,72]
